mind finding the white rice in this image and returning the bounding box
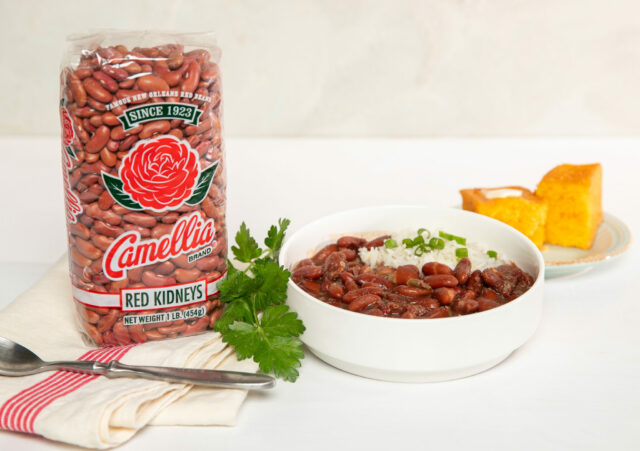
[358,229,508,271]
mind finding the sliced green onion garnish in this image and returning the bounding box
[455,248,468,258]
[439,230,466,245]
[453,236,466,245]
[417,228,431,238]
[402,238,414,248]
[487,250,498,259]
[413,235,425,245]
[439,231,454,241]
[428,237,445,250]
[384,239,398,249]
[414,244,431,256]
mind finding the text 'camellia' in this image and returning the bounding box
[103,212,216,280]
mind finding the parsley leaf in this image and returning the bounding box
[225,321,261,360]
[231,222,263,263]
[216,218,305,382]
[224,318,304,382]
[264,218,291,258]
[214,300,253,335]
[254,335,304,382]
[260,304,305,337]
[252,260,291,310]
[226,260,239,277]
[218,269,259,304]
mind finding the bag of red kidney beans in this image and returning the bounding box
[59,32,227,346]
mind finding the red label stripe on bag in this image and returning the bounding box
[0,344,135,434]
[71,270,226,309]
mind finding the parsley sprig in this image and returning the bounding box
[214,218,305,382]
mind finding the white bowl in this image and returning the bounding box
[280,205,545,383]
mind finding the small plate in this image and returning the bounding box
[543,212,631,278]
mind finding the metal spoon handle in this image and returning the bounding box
[51,360,275,390]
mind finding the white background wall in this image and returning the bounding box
[1,0,639,137]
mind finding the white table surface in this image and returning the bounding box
[0,137,638,450]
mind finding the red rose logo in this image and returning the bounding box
[119,136,200,211]
[60,108,74,147]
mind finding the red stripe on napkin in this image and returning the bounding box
[0,345,135,434]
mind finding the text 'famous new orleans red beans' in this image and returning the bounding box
[59,32,226,346]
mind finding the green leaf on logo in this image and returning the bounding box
[101,172,144,211]
[185,161,219,206]
[64,145,77,160]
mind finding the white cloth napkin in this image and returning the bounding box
[0,256,258,449]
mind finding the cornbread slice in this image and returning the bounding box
[460,186,547,248]
[535,163,602,249]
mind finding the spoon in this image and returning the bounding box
[0,336,275,390]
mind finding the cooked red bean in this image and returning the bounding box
[337,236,366,249]
[481,268,505,291]
[364,308,383,317]
[376,266,395,276]
[422,262,453,276]
[395,285,431,297]
[361,282,388,291]
[295,258,314,268]
[348,294,381,312]
[340,271,355,283]
[292,237,534,319]
[312,244,338,264]
[323,252,346,280]
[394,265,420,285]
[467,270,483,294]
[434,287,456,305]
[413,297,440,309]
[343,286,386,303]
[482,287,498,301]
[356,273,393,289]
[406,278,429,289]
[423,274,459,289]
[292,265,323,280]
[344,278,358,292]
[454,299,479,315]
[402,303,430,318]
[427,307,450,318]
[458,289,477,302]
[340,248,357,261]
[301,280,322,293]
[364,235,391,249]
[482,264,533,300]
[327,282,345,299]
[477,297,500,311]
[453,258,471,284]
